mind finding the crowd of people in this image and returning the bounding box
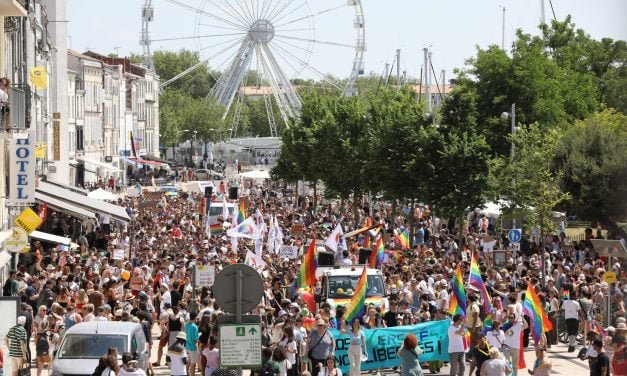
[1,173,626,376]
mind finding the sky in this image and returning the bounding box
[67,0,627,83]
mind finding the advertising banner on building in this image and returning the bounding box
[8,131,36,206]
[330,319,451,373]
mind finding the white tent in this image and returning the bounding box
[239,170,271,179]
[87,188,117,201]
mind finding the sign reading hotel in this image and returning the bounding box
[8,131,36,206]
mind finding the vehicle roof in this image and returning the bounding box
[324,267,382,276]
[210,201,236,207]
[65,321,142,335]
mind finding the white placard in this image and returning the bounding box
[278,245,299,259]
[112,249,125,260]
[219,324,262,368]
[195,264,215,287]
[8,131,36,205]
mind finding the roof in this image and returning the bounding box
[65,321,142,335]
[324,267,382,276]
[67,49,100,62]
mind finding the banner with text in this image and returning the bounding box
[330,319,450,373]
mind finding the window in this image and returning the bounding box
[76,126,84,151]
[59,334,126,359]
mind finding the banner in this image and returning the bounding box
[330,319,450,373]
[195,264,215,287]
[278,245,298,259]
[9,131,36,206]
[14,207,43,234]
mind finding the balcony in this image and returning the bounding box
[0,0,27,16]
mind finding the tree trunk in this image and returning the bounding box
[391,199,398,227]
[313,181,317,213]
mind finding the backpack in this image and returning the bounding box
[257,361,277,376]
[36,332,49,356]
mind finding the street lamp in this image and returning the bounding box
[501,103,518,228]
[182,129,197,167]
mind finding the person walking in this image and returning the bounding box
[306,319,335,376]
[448,314,466,376]
[168,332,188,376]
[184,312,199,376]
[4,316,28,376]
[562,291,582,352]
[591,339,610,376]
[339,319,367,376]
[527,346,551,376]
[397,333,423,376]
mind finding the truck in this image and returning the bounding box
[318,265,389,315]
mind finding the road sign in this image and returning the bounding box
[195,264,215,287]
[219,324,262,368]
[3,228,29,253]
[508,228,522,243]
[603,271,618,284]
[14,208,42,234]
[213,264,264,315]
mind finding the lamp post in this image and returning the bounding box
[182,129,197,167]
[501,103,517,228]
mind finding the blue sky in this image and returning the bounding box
[68,0,626,82]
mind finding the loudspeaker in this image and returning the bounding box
[358,248,372,265]
[228,187,238,200]
[204,186,213,198]
[317,251,335,266]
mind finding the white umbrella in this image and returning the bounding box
[239,169,270,179]
[87,188,117,201]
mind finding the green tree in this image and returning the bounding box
[555,109,627,237]
[153,49,216,99]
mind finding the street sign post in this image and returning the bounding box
[219,324,263,368]
[508,228,522,243]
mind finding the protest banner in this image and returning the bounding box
[330,319,450,373]
[278,245,298,259]
[195,264,215,287]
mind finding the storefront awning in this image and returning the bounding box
[36,181,130,222]
[76,156,122,172]
[35,192,97,220]
[29,231,71,246]
[0,250,11,268]
[0,230,13,245]
[121,157,168,168]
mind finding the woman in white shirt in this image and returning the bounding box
[278,327,298,376]
[272,347,292,376]
[487,321,506,350]
[318,356,342,376]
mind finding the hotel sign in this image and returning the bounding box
[8,130,36,205]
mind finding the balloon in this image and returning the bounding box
[300,291,315,312]
[121,270,130,281]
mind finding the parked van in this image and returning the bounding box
[51,322,148,376]
[208,201,236,226]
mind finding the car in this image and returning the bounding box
[193,169,224,180]
[51,321,149,376]
[158,185,179,196]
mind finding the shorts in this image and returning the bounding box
[187,350,199,363]
[10,356,24,371]
[566,318,579,336]
[37,354,51,366]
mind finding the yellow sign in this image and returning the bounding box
[35,143,47,159]
[14,207,42,234]
[3,227,29,253]
[30,66,48,90]
[603,271,618,284]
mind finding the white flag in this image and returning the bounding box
[245,250,266,271]
[267,215,276,254]
[255,221,266,256]
[227,217,261,239]
[273,215,283,254]
[325,223,346,253]
[222,196,229,221]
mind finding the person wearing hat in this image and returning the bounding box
[119,352,147,376]
[167,332,188,376]
[306,319,335,376]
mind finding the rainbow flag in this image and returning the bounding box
[463,329,471,351]
[523,284,554,343]
[469,250,493,314]
[398,229,410,249]
[210,223,223,235]
[237,197,246,224]
[448,265,467,316]
[344,266,367,322]
[369,236,385,268]
[483,313,493,329]
[190,245,198,256]
[295,239,317,289]
[560,289,570,300]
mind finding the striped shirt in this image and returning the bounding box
[6,325,27,357]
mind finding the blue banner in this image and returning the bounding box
[330,319,451,373]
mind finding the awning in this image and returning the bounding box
[35,192,97,220]
[36,181,130,222]
[121,157,167,168]
[29,231,71,246]
[76,156,122,172]
[0,250,11,268]
[0,230,13,245]
[141,155,171,164]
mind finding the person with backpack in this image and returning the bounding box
[35,320,51,376]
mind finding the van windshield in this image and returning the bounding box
[327,275,385,299]
[59,334,127,359]
[208,206,235,217]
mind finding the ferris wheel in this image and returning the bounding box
[141,0,366,137]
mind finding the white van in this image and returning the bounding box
[51,322,148,376]
[208,201,236,226]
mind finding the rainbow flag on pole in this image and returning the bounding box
[469,250,494,314]
[369,236,385,268]
[448,265,467,316]
[237,197,246,224]
[295,239,317,289]
[344,266,367,322]
[523,284,554,343]
[398,229,410,249]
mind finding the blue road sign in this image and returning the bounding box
[508,229,522,243]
